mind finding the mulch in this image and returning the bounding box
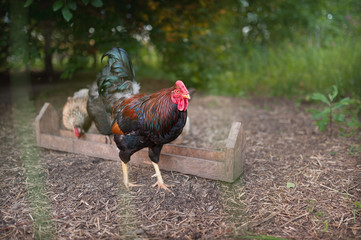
[0,84,360,239]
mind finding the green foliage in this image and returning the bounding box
[3,0,361,100]
[353,201,361,223]
[90,0,103,8]
[150,0,361,98]
[24,0,33,7]
[61,7,73,22]
[60,54,90,79]
[310,85,360,135]
[349,145,361,155]
[11,73,55,238]
[323,220,329,232]
[355,201,361,209]
[50,0,102,22]
[52,0,63,11]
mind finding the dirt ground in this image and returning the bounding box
[1,76,361,239]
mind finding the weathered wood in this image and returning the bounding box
[129,152,226,181]
[59,129,225,161]
[225,122,245,181]
[163,144,225,162]
[39,133,227,180]
[35,103,245,182]
[35,103,59,145]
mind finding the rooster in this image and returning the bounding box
[112,80,190,192]
[87,48,140,136]
[62,88,91,138]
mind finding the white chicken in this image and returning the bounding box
[62,88,91,138]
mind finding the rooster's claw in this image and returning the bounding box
[152,181,174,195]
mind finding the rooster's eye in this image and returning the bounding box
[175,90,180,93]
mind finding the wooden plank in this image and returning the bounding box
[233,123,246,180]
[60,129,108,143]
[131,153,226,181]
[39,133,119,160]
[35,103,59,145]
[59,129,225,161]
[162,144,225,162]
[39,134,74,152]
[39,133,227,181]
[224,122,245,182]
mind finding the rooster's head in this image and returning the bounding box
[171,80,190,111]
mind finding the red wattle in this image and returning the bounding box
[171,95,188,111]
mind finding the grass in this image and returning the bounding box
[133,45,177,81]
[117,177,138,238]
[11,72,55,239]
[239,234,289,240]
[208,37,361,98]
[124,35,361,101]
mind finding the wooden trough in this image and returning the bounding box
[35,102,245,182]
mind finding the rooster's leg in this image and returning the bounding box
[151,162,174,194]
[121,161,142,190]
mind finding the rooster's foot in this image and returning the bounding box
[152,181,174,194]
[151,162,174,195]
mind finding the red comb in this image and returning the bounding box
[175,80,188,93]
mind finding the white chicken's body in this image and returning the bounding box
[62,89,91,136]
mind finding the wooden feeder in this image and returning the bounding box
[35,102,245,182]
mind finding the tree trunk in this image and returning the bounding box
[43,22,53,80]
[92,50,97,69]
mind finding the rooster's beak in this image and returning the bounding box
[183,94,191,99]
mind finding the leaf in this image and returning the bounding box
[316,116,329,132]
[347,117,361,128]
[286,182,295,188]
[53,0,64,11]
[24,0,33,7]
[323,220,329,232]
[61,7,73,22]
[328,85,338,102]
[82,0,90,5]
[311,108,330,120]
[68,0,77,11]
[311,93,330,106]
[91,0,103,7]
[333,113,345,123]
[333,97,352,110]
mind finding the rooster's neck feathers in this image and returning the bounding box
[113,86,187,136]
[140,88,186,135]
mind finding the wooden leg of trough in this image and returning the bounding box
[225,122,245,182]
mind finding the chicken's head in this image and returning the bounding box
[74,127,82,138]
[171,80,190,111]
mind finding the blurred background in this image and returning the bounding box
[1,0,361,98]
